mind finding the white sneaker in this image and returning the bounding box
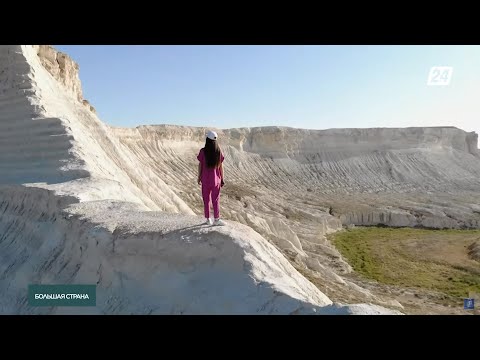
[204,218,213,225]
[213,218,226,226]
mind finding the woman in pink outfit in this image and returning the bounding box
[197,130,226,226]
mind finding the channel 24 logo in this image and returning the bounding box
[427,66,453,86]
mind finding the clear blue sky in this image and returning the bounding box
[55,45,480,142]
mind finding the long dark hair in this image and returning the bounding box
[204,137,221,168]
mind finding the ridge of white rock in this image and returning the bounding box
[0,185,401,314]
[0,45,193,213]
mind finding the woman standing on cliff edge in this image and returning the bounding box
[197,130,226,226]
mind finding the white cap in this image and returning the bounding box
[206,130,218,140]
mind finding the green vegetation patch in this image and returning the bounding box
[329,227,480,300]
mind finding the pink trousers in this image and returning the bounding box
[202,184,221,219]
